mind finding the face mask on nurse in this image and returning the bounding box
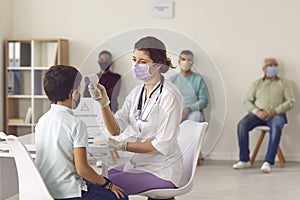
[132,63,154,81]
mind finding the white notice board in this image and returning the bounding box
[73,98,108,138]
[150,0,174,18]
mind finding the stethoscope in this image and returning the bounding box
[134,75,164,122]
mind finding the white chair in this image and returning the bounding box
[137,121,209,199]
[0,132,53,200]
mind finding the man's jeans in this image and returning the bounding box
[237,113,287,165]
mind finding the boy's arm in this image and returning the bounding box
[73,147,106,185]
[73,147,125,198]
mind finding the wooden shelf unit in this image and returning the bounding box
[4,39,68,135]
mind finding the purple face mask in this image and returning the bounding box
[132,63,152,80]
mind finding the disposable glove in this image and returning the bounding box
[108,138,127,151]
[88,83,110,108]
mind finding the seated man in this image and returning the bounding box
[170,50,209,122]
[84,50,121,113]
[233,58,295,173]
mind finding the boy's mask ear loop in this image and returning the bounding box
[71,89,79,99]
[71,89,81,109]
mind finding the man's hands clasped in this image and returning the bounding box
[256,109,277,121]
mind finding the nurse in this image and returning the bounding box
[89,36,183,198]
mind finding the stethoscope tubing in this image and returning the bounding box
[135,75,164,122]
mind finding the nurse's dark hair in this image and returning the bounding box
[43,65,82,102]
[134,36,174,73]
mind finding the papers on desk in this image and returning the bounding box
[0,133,35,153]
[87,137,109,155]
[0,143,36,152]
[0,142,36,158]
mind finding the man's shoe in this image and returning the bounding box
[260,162,271,173]
[233,161,251,169]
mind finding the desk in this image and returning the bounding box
[0,133,109,200]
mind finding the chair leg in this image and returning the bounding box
[114,149,120,158]
[197,151,203,166]
[277,146,285,168]
[250,131,266,165]
[109,150,120,163]
[110,151,116,163]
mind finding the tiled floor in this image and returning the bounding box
[6,160,300,200]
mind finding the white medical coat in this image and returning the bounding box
[115,79,184,186]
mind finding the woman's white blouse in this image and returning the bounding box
[114,79,184,186]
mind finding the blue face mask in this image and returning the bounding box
[266,66,279,77]
[98,62,111,71]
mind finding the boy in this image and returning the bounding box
[35,65,127,200]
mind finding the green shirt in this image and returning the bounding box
[244,76,295,114]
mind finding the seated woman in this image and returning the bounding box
[88,36,183,199]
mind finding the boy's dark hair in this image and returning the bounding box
[43,65,82,102]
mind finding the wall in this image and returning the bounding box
[8,0,300,160]
[0,0,12,131]
[0,1,13,197]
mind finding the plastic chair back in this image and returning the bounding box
[177,121,208,187]
[137,121,208,199]
[0,132,53,200]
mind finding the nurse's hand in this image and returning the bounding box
[88,83,110,108]
[108,138,127,151]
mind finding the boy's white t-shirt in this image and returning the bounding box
[35,104,88,199]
